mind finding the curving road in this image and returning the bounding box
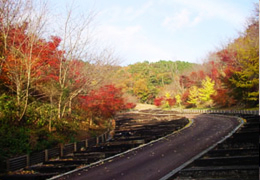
[56,114,240,180]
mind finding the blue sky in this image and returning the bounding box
[50,0,258,65]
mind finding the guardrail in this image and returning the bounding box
[3,131,110,172]
[175,109,259,115]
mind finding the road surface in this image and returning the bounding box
[56,114,240,180]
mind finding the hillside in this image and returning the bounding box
[110,60,196,103]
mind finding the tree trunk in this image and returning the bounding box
[58,92,62,119]
[49,96,53,132]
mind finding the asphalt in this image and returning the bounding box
[56,114,240,180]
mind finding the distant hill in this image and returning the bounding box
[110,60,196,103]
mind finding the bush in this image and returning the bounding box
[0,125,30,161]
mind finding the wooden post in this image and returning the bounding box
[6,159,10,171]
[96,136,99,145]
[85,139,88,148]
[26,154,30,167]
[74,142,77,152]
[45,150,48,162]
[102,134,105,143]
[104,133,106,141]
[60,144,64,157]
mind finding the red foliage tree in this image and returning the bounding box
[181,90,191,107]
[166,98,176,107]
[211,88,236,107]
[154,97,164,107]
[199,70,206,79]
[180,75,193,88]
[79,85,135,125]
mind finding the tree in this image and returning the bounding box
[198,76,216,105]
[0,0,49,122]
[212,88,236,107]
[229,18,259,105]
[79,85,135,127]
[175,94,181,107]
[133,79,150,103]
[187,86,199,107]
[43,3,118,120]
[215,6,259,107]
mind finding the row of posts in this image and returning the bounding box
[177,109,259,115]
[44,133,108,162]
[6,132,109,171]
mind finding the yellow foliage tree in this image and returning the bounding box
[187,86,199,107]
[198,76,216,104]
[188,77,216,107]
[175,94,181,107]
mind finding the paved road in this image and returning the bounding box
[57,114,240,180]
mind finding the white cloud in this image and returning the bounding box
[95,23,173,64]
[126,1,154,21]
[162,0,246,26]
[162,9,202,30]
[93,0,253,64]
[98,1,154,24]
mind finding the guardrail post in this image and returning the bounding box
[96,136,99,145]
[44,149,48,162]
[102,134,105,143]
[74,142,77,152]
[26,154,30,167]
[60,144,64,157]
[85,139,88,148]
[6,159,10,171]
[104,132,107,141]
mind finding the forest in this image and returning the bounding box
[0,0,258,163]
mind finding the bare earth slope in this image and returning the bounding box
[58,114,240,180]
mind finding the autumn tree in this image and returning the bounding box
[215,6,259,107]
[175,94,181,107]
[0,0,49,122]
[229,16,259,105]
[78,84,135,127]
[198,76,216,106]
[37,2,118,121]
[187,86,199,107]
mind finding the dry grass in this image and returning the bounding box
[134,103,157,111]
